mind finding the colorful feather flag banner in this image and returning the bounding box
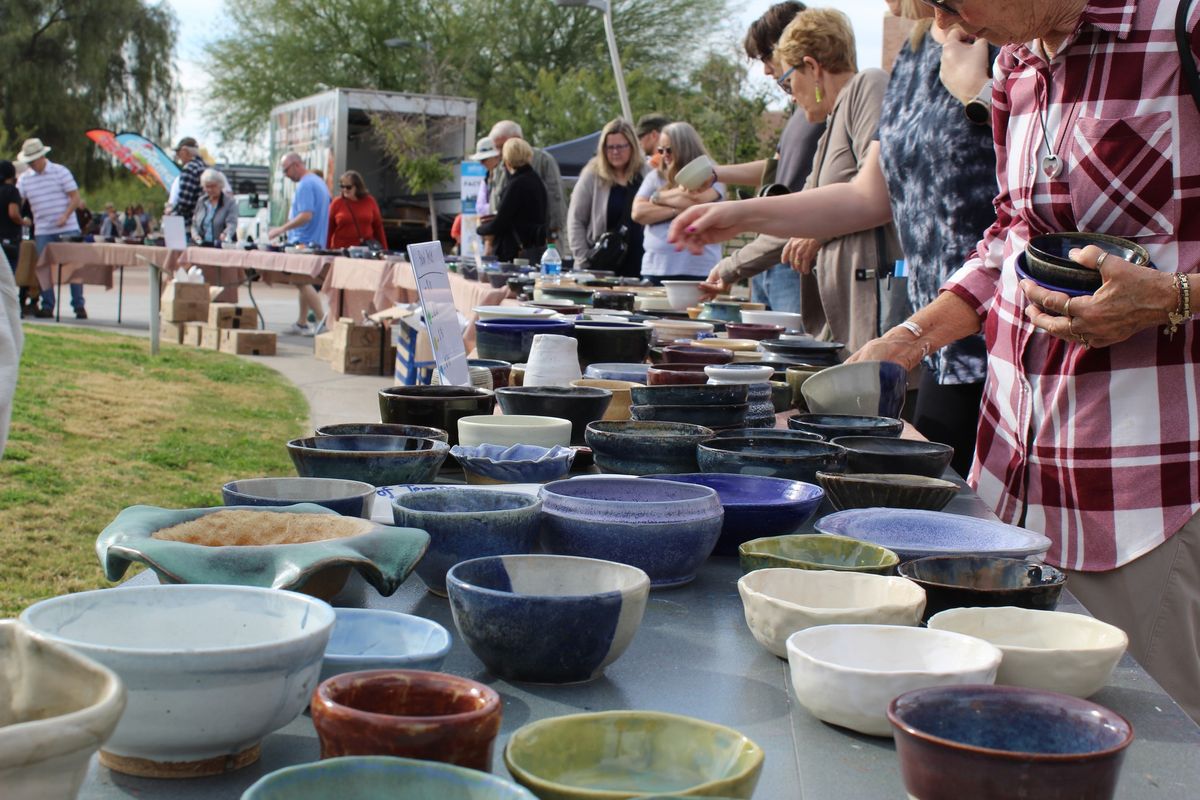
[87,129,182,190]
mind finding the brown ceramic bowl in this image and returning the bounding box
[662,344,734,365]
[725,323,785,341]
[311,669,502,770]
[646,363,711,386]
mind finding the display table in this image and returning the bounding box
[76,484,1200,799]
[178,247,334,286]
[37,243,181,322]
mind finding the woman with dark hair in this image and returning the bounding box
[327,170,387,250]
[567,117,648,277]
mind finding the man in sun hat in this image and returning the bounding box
[169,136,207,222]
[15,137,86,319]
[468,137,501,216]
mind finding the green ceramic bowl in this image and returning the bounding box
[504,711,763,799]
[738,534,899,575]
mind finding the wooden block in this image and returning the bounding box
[331,319,383,349]
[200,326,221,350]
[331,345,382,374]
[221,329,277,356]
[184,322,205,347]
[161,281,209,305]
[314,331,337,361]
[159,319,186,344]
[208,303,259,329]
[162,300,209,323]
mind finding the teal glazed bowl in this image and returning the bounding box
[241,756,537,799]
[288,435,450,485]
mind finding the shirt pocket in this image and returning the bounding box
[1068,111,1176,239]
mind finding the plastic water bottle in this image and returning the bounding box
[540,244,562,286]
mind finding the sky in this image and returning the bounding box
[164,0,887,163]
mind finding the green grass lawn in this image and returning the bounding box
[0,327,308,616]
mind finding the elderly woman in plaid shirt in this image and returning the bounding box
[671,0,1200,722]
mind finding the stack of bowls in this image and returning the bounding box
[629,383,749,430]
[585,420,715,475]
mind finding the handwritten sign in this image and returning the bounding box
[161,215,187,251]
[406,241,471,387]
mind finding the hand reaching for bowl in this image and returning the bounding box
[699,264,730,300]
[668,202,745,254]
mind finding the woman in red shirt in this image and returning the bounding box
[326,170,388,250]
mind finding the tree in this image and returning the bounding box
[0,0,177,187]
[368,112,458,238]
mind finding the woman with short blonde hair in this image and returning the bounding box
[567,118,648,275]
[501,138,534,170]
[478,138,548,261]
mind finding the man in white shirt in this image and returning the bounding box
[15,138,85,318]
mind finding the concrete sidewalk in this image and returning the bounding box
[23,270,394,429]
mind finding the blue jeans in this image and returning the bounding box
[35,233,85,311]
[749,263,801,313]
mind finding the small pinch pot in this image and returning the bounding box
[571,378,642,421]
[572,320,653,367]
[19,584,335,778]
[320,608,451,683]
[697,437,848,484]
[888,685,1134,800]
[288,435,450,486]
[504,711,764,799]
[538,476,724,588]
[645,362,711,386]
[222,476,377,518]
[817,471,960,512]
[447,554,650,683]
[928,607,1127,698]
[897,556,1067,622]
[649,473,824,556]
[785,624,1002,737]
[630,383,749,407]
[738,533,900,575]
[801,360,907,417]
[96,504,430,600]
[584,420,715,476]
[738,568,925,658]
[316,422,450,443]
[662,344,734,365]
[495,386,613,445]
[724,322,784,341]
[786,412,903,441]
[378,386,496,447]
[242,756,538,800]
[475,318,577,364]
[0,619,126,797]
[312,669,502,771]
[629,402,748,429]
[831,435,955,479]
[450,443,576,485]
[392,488,543,596]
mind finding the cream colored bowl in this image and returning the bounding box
[571,379,642,421]
[645,319,715,343]
[458,414,573,448]
[693,338,761,353]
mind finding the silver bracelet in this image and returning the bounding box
[898,320,924,339]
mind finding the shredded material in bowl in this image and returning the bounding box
[151,510,373,546]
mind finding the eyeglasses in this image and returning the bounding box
[918,0,961,16]
[776,66,796,92]
[604,143,631,152]
[340,184,354,189]
[656,146,672,155]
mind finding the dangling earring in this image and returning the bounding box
[814,84,823,104]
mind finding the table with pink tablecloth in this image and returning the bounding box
[178,247,334,285]
[36,243,179,291]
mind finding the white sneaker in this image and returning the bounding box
[285,322,311,336]
[310,317,328,335]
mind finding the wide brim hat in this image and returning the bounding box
[16,138,51,164]
[469,137,500,160]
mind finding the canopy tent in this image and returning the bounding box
[543,130,602,179]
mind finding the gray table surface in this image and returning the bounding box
[79,487,1200,799]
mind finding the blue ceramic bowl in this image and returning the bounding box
[539,477,724,587]
[288,435,450,486]
[585,420,715,476]
[800,361,907,418]
[889,685,1133,800]
[222,477,376,518]
[650,473,824,556]
[815,508,1053,561]
[629,402,749,429]
[449,443,576,485]
[786,413,904,441]
[697,437,847,484]
[584,362,652,384]
[241,756,537,799]
[711,428,823,443]
[315,422,449,443]
[629,383,749,407]
[446,554,650,683]
[320,608,452,682]
[392,488,543,596]
[831,435,955,479]
[475,318,576,363]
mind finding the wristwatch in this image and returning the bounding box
[964,79,994,125]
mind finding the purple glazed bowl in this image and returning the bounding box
[662,345,734,365]
[646,363,711,386]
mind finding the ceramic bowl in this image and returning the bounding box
[785,624,1002,737]
[769,380,791,412]
[242,756,538,800]
[583,362,652,384]
[724,323,784,341]
[320,608,451,682]
[20,584,334,777]
[697,301,743,323]
[476,318,577,363]
[661,279,703,309]
[392,488,543,596]
[469,358,515,389]
[703,364,775,385]
[458,414,573,449]
[585,420,715,475]
[96,504,429,599]
[475,304,558,320]
[739,309,803,330]
[495,386,613,445]
[831,435,955,479]
[312,670,501,770]
[0,619,126,797]
[784,365,825,410]
[815,508,1053,561]
[288,435,450,485]
[316,422,450,442]
[450,443,576,485]
[222,477,376,518]
[526,300,586,315]
[650,473,823,556]
[571,378,641,421]
[630,402,748,428]
[697,437,847,483]
[816,471,959,511]
[759,338,843,367]
[447,554,649,683]
[889,685,1133,800]
[572,321,653,367]
[504,711,763,799]
[662,344,734,364]
[645,319,714,343]
[540,286,596,305]
[673,155,717,192]
[1025,232,1150,294]
[645,363,711,386]
[431,363,496,391]
[378,386,497,447]
[928,607,1127,697]
[711,427,822,444]
[897,556,1067,621]
[693,337,761,353]
[738,533,900,575]
[786,413,903,441]
[739,568,924,657]
[630,383,749,407]
[801,360,906,417]
[593,291,636,311]
[539,476,723,587]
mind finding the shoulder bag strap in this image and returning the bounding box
[1177,0,1200,114]
[347,199,367,245]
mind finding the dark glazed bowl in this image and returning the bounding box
[495,386,613,445]
[646,363,712,386]
[592,291,636,311]
[831,435,955,479]
[287,436,449,485]
[316,422,449,443]
[711,428,823,443]
[378,386,496,447]
[475,318,576,363]
[630,383,749,407]
[816,471,959,511]
[697,437,847,483]
[312,669,502,771]
[724,323,784,341]
[787,413,904,441]
[897,556,1067,622]
[630,402,748,429]
[221,477,376,518]
[1025,232,1150,293]
[585,420,715,476]
[662,344,734,365]
[540,286,595,305]
[571,321,652,368]
[469,358,513,389]
[889,685,1133,800]
[760,338,844,366]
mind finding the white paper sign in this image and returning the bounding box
[405,241,471,387]
[162,215,187,251]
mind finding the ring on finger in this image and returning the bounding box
[1095,251,1108,269]
[1063,297,1073,317]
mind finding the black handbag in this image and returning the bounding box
[586,224,630,270]
[348,205,383,251]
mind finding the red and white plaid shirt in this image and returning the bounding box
[944,0,1200,571]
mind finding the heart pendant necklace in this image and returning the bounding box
[1037,67,1065,179]
[1042,153,1063,179]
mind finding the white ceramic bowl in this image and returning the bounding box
[635,296,677,313]
[786,624,1002,737]
[740,310,804,331]
[694,338,761,353]
[674,155,717,191]
[705,364,775,385]
[661,280,703,310]
[19,585,335,778]
[474,305,558,320]
[738,569,925,658]
[645,319,715,343]
[927,606,1128,698]
[457,414,573,448]
[0,620,126,798]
